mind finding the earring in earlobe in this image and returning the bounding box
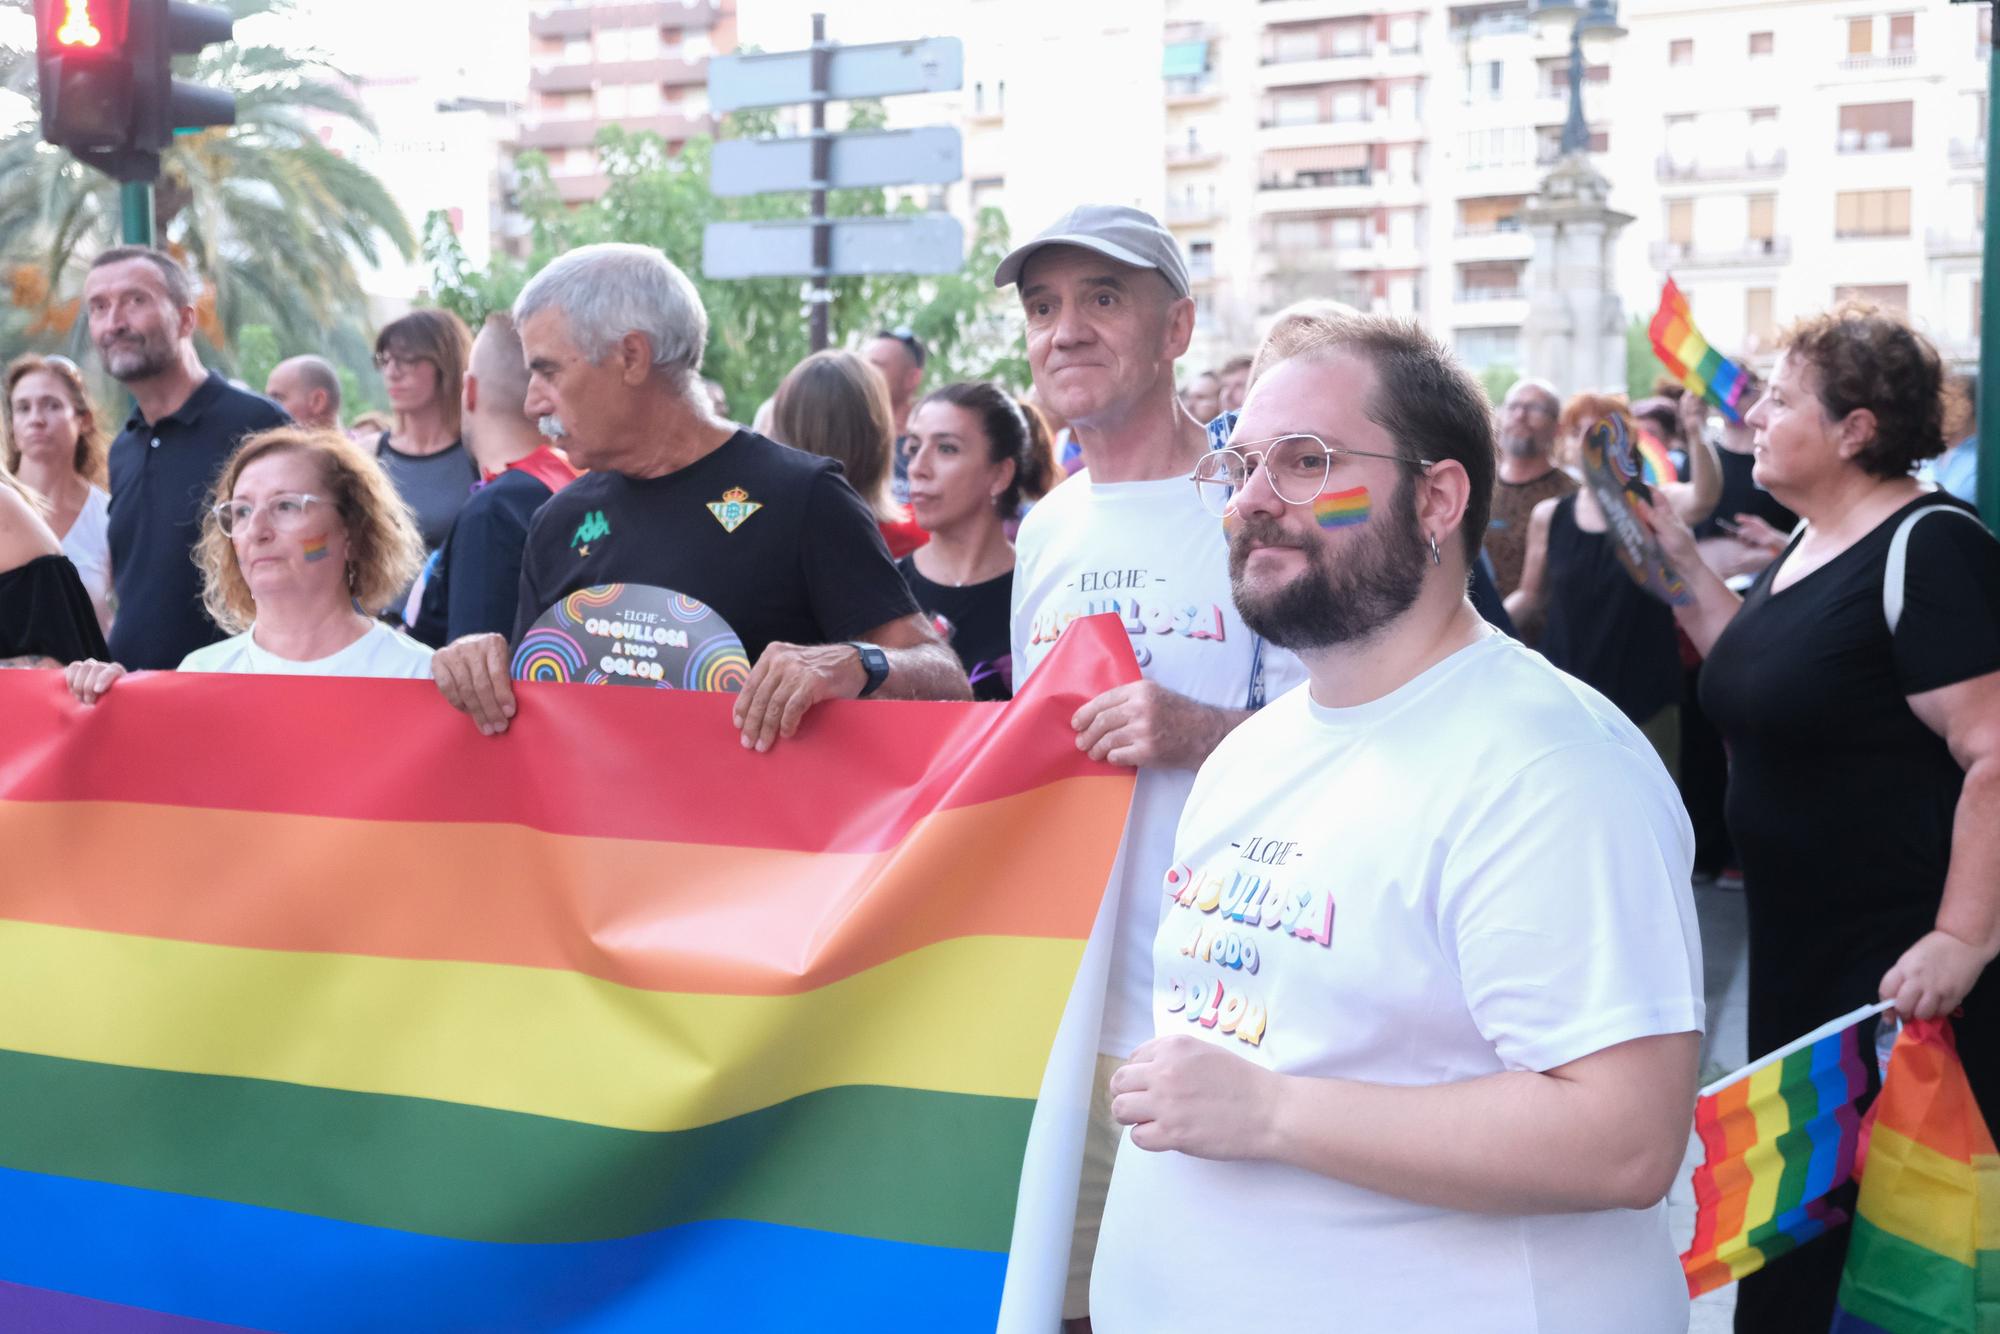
[1428,534,1441,567]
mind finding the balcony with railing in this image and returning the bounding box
[1925,229,1983,258]
[1836,130,1912,155]
[1648,237,1792,268]
[1950,136,1988,168]
[1167,199,1226,226]
[1837,50,1916,72]
[1655,149,1787,183]
[1167,140,1226,167]
[1167,75,1223,103]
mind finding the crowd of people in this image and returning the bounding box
[2,206,1997,1334]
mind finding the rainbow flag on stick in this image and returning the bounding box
[1680,1000,1889,1295]
[0,616,1139,1332]
[1650,277,1753,424]
[1832,1017,2000,1333]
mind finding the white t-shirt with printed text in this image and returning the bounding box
[179,620,434,678]
[1011,470,1305,1058]
[1091,631,1704,1333]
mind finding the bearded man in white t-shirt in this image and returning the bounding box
[1090,312,1706,1333]
[996,205,1306,1329]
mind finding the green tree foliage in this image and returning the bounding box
[0,0,413,388]
[1626,315,1669,401]
[425,107,1029,415]
[1478,363,1520,405]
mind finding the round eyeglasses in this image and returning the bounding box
[213,492,327,536]
[1191,434,1432,517]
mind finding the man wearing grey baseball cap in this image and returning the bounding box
[999,204,1305,1329]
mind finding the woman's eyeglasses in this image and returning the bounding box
[213,492,327,536]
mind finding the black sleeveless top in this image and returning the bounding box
[1539,495,1681,724]
[0,553,109,665]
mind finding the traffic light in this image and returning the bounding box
[36,0,134,151]
[35,0,235,181]
[130,0,235,149]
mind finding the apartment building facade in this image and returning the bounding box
[946,0,1986,376]
[523,0,739,205]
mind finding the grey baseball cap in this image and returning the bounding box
[992,204,1191,299]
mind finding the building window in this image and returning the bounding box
[1746,288,1775,340]
[1331,85,1370,123]
[1670,39,1694,65]
[1272,93,1321,127]
[1836,283,1909,310]
[1271,27,1320,63]
[1889,13,1915,52]
[1188,240,1216,278]
[1748,194,1776,242]
[1848,17,1873,56]
[1834,189,1912,238]
[1749,31,1774,56]
[1668,198,1694,246]
[1838,101,1914,152]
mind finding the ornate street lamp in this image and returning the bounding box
[1531,0,1625,157]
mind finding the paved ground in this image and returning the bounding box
[1672,880,1750,1333]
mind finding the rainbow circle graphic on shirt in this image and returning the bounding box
[1311,485,1371,530]
[685,634,752,693]
[558,584,625,628]
[510,628,588,683]
[668,592,711,624]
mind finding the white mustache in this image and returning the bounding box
[538,415,568,440]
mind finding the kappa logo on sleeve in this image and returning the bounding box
[707,487,762,533]
[570,510,610,556]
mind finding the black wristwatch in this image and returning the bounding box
[845,641,890,698]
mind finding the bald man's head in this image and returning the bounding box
[265,355,341,428]
[463,312,543,469]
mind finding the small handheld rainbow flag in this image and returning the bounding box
[1680,1000,1889,1296]
[1831,1017,2000,1333]
[1650,277,1753,425]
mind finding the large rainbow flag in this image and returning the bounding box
[0,616,1139,1332]
[1832,1017,2000,1333]
[1680,1000,1886,1295]
[1650,277,1753,424]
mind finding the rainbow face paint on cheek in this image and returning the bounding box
[1311,485,1371,530]
[301,537,331,563]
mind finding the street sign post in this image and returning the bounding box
[703,17,965,351]
[702,215,967,280]
[708,36,964,112]
[711,126,962,197]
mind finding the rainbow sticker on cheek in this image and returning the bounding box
[301,537,331,563]
[1311,485,1371,530]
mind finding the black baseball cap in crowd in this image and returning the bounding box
[992,204,1192,299]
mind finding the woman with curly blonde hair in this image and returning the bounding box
[65,426,430,699]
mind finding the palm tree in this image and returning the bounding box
[0,0,414,374]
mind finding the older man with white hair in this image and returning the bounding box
[430,243,968,746]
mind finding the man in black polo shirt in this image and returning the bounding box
[88,247,289,669]
[430,243,969,748]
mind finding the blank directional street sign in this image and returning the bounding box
[703,214,965,279]
[709,36,964,112]
[711,126,962,196]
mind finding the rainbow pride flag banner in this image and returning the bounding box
[0,616,1139,1332]
[1680,999,1890,1295]
[1649,277,1753,424]
[1832,1017,2000,1333]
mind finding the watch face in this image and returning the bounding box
[512,584,751,690]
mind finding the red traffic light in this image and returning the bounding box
[39,0,129,55]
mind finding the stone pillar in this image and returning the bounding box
[1520,154,1634,395]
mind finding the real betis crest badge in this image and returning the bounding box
[707,487,762,533]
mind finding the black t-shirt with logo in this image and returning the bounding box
[896,556,1013,700]
[512,430,919,662]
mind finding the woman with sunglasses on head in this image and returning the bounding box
[3,354,113,631]
[900,383,1059,700]
[372,309,477,554]
[64,426,430,700]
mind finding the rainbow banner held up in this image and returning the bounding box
[0,616,1140,1332]
[1831,1017,2000,1333]
[1680,1000,1887,1296]
[1650,277,1753,424]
